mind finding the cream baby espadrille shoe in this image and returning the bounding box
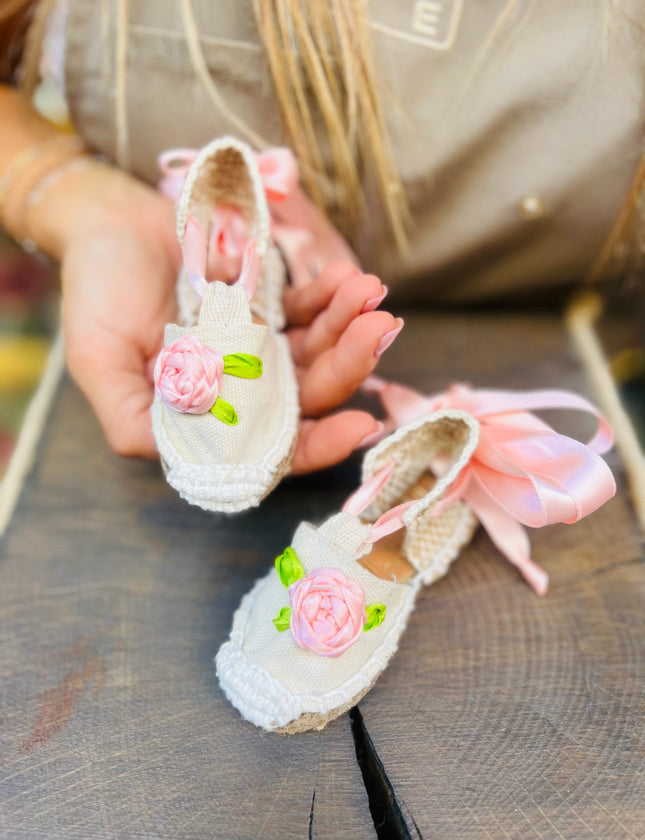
[150,138,299,513]
[214,365,617,732]
[215,410,480,733]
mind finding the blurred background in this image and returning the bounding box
[0,45,643,486]
[1,229,644,484]
[0,231,58,478]
[0,41,66,483]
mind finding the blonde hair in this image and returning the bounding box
[588,155,645,289]
[250,0,409,251]
[179,0,410,252]
[7,0,645,280]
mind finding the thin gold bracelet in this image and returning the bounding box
[0,135,84,207]
[19,155,106,252]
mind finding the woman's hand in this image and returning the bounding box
[284,263,402,473]
[0,89,401,472]
[60,171,181,457]
[56,167,400,472]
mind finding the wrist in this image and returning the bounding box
[23,158,170,262]
[0,133,84,246]
[26,158,130,259]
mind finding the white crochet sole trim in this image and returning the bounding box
[150,331,299,514]
[215,574,420,732]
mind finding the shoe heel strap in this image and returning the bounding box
[357,411,480,577]
[404,501,478,584]
[360,411,479,520]
[176,136,271,266]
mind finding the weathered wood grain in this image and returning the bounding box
[0,311,642,839]
[0,381,373,840]
[361,312,645,840]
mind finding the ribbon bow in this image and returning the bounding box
[158,146,358,289]
[364,377,616,595]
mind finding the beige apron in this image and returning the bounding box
[64,0,645,304]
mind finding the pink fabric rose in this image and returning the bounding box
[154,336,224,414]
[289,568,367,658]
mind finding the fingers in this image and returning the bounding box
[289,272,387,366]
[298,311,404,417]
[60,217,179,460]
[283,261,361,327]
[95,371,158,458]
[66,332,158,459]
[291,411,383,474]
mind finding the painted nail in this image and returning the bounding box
[361,285,388,314]
[374,318,404,357]
[355,421,385,450]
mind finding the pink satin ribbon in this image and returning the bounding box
[362,378,617,595]
[342,460,417,542]
[183,215,259,302]
[158,146,358,289]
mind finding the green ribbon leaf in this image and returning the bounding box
[275,546,305,588]
[363,604,387,632]
[272,606,292,632]
[223,353,263,379]
[209,397,238,425]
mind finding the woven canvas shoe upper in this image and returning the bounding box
[176,243,287,332]
[216,513,418,732]
[151,137,299,513]
[215,410,480,731]
[151,281,298,512]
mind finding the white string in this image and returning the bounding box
[566,291,645,530]
[115,0,130,169]
[100,0,112,81]
[180,0,270,151]
[0,327,66,538]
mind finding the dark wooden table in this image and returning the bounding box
[1,312,643,839]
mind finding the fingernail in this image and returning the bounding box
[355,421,385,449]
[374,318,404,357]
[361,285,388,314]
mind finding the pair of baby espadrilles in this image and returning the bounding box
[152,137,617,734]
